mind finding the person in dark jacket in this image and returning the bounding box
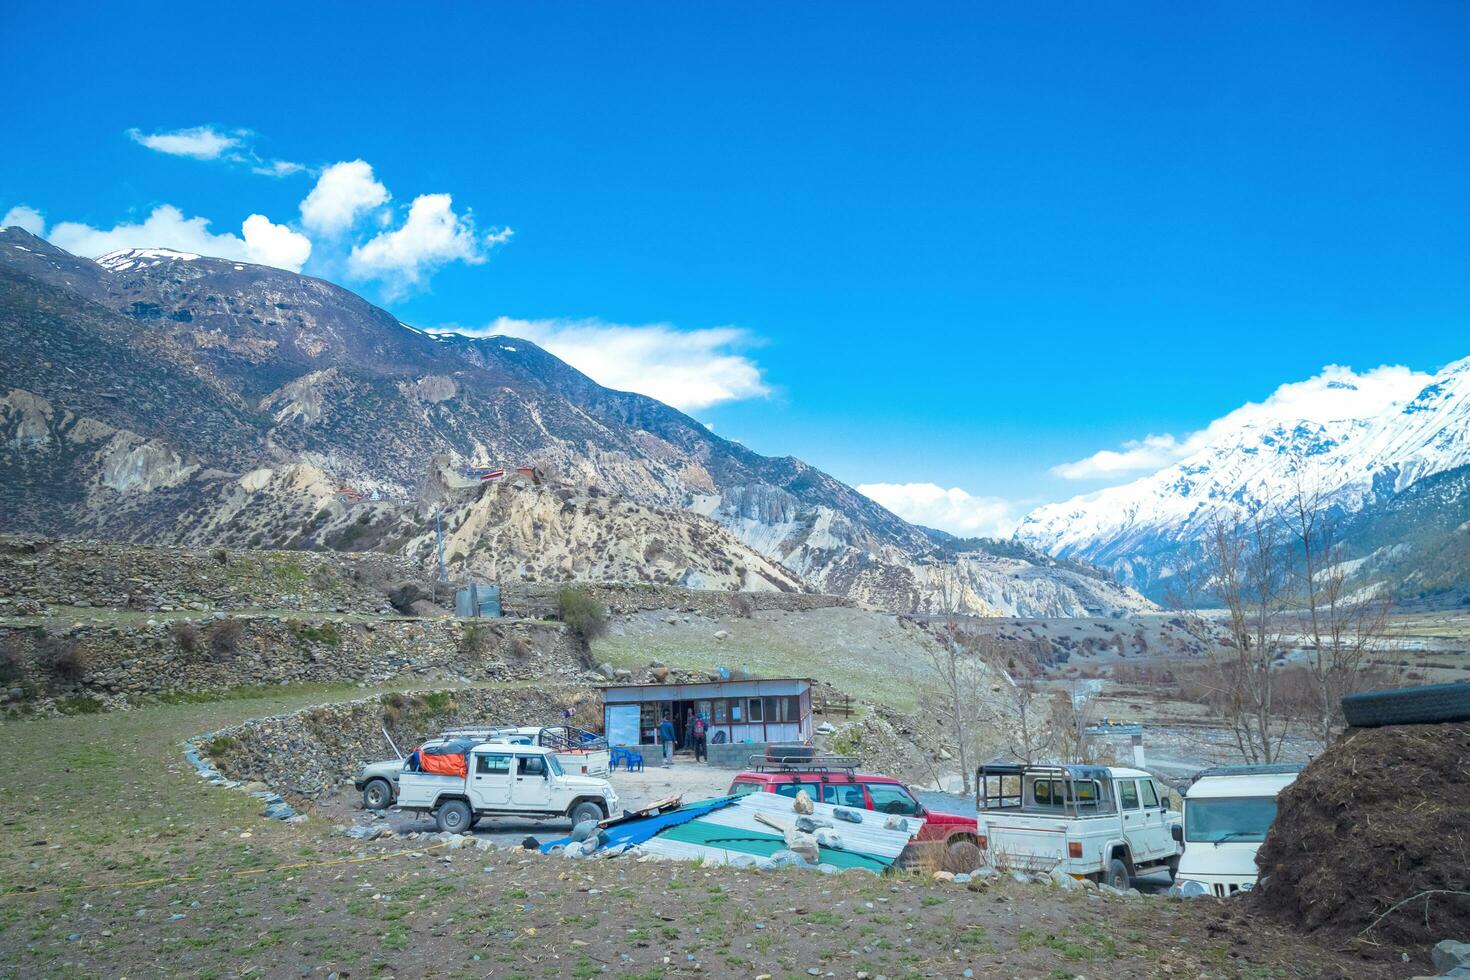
[692,713,707,763]
[658,713,676,767]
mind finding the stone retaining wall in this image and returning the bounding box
[201,685,594,798]
[0,615,591,711]
[499,582,851,619]
[0,535,411,614]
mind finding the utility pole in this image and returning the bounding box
[436,509,446,583]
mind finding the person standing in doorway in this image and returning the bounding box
[692,713,707,764]
[659,712,676,767]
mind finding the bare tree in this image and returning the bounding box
[987,642,1058,765]
[918,569,983,794]
[1288,470,1396,749]
[1170,506,1295,764]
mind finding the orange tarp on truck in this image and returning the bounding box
[419,751,467,778]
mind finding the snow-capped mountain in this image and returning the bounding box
[1016,357,1470,596]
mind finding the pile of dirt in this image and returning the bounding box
[1254,721,1470,947]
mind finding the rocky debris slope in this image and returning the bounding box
[202,685,592,798]
[0,534,411,615]
[0,615,589,714]
[1254,721,1470,947]
[405,481,807,593]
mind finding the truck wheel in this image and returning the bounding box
[569,801,605,827]
[436,799,472,834]
[1105,858,1130,891]
[943,840,982,873]
[1340,683,1470,728]
[361,778,393,811]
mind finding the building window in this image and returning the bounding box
[748,698,764,722]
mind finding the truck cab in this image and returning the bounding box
[975,763,1181,890]
[396,743,618,834]
[1172,764,1303,898]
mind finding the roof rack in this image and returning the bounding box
[749,753,860,772]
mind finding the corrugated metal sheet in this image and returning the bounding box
[637,791,922,869]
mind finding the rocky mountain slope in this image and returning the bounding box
[1017,358,1470,600]
[0,226,1149,616]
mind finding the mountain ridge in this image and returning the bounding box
[0,226,1152,617]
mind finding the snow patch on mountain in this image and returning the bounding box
[1018,357,1470,592]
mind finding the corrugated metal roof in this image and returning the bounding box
[601,677,813,703]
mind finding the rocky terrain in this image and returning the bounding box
[0,226,1149,617]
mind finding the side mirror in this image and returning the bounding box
[1170,824,1183,842]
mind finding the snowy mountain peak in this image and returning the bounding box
[1017,357,1470,595]
[95,248,202,272]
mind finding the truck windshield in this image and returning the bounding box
[1184,796,1278,843]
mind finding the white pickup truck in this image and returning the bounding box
[397,743,619,834]
[975,763,1181,889]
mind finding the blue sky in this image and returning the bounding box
[5,3,1470,535]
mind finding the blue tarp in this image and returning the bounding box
[540,795,740,853]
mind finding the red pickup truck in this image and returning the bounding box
[727,767,981,870]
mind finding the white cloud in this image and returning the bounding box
[347,193,506,293]
[128,126,243,160]
[440,316,768,412]
[252,159,305,178]
[48,204,311,273]
[858,482,1022,538]
[3,205,45,235]
[300,160,390,235]
[1052,363,1433,480]
[241,214,312,271]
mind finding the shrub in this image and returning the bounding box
[207,617,246,658]
[0,639,24,685]
[558,586,606,641]
[171,621,202,654]
[295,622,341,646]
[211,547,229,565]
[731,594,755,619]
[40,636,89,681]
[309,564,337,592]
[57,695,103,715]
[510,636,532,659]
[204,735,237,759]
[460,623,493,658]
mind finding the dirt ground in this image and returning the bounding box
[0,682,1434,980]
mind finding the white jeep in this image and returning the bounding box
[975,763,1181,890]
[396,743,618,835]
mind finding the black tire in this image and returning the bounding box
[766,744,814,762]
[568,801,605,827]
[361,778,393,811]
[1104,857,1130,891]
[944,839,983,873]
[1341,683,1470,728]
[436,799,472,834]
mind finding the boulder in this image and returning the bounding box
[791,789,815,815]
[1434,942,1470,975]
